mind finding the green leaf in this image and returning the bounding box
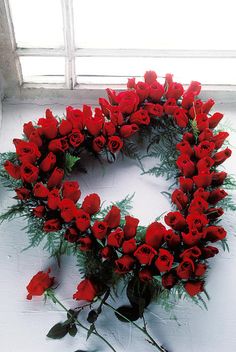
[86,323,95,340]
[68,324,78,337]
[65,153,80,173]
[115,305,140,322]
[47,322,69,339]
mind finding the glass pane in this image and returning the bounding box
[20,57,65,83]
[73,0,235,50]
[9,0,64,48]
[76,57,236,85]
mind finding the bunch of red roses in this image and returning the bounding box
[3,70,232,301]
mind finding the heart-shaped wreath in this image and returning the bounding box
[0,71,235,352]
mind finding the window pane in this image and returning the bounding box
[20,57,65,83]
[76,57,236,85]
[73,0,235,50]
[9,0,64,48]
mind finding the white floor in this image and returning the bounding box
[0,100,236,352]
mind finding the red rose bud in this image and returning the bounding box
[62,181,81,203]
[107,227,124,248]
[185,81,201,96]
[144,70,157,85]
[47,168,64,188]
[162,272,178,289]
[102,121,116,136]
[209,112,223,129]
[114,255,135,274]
[23,121,35,138]
[177,258,194,279]
[107,136,123,153]
[164,98,177,115]
[138,268,153,282]
[205,225,226,242]
[40,152,56,173]
[208,189,228,204]
[29,130,43,147]
[144,103,163,117]
[127,77,136,89]
[60,199,77,222]
[196,113,209,131]
[186,212,208,231]
[202,99,215,114]
[69,129,85,147]
[135,81,149,102]
[33,183,49,198]
[73,279,97,301]
[117,90,139,114]
[33,205,45,218]
[193,188,210,200]
[195,263,207,277]
[211,171,227,186]
[166,82,184,100]
[119,124,139,138]
[213,148,232,166]
[164,230,181,249]
[201,245,219,259]
[75,209,90,232]
[82,193,101,215]
[64,227,79,243]
[78,236,93,251]
[182,230,203,246]
[188,99,203,119]
[173,107,188,128]
[122,238,136,254]
[171,189,188,211]
[130,109,150,126]
[4,160,21,179]
[104,205,121,228]
[134,244,157,265]
[47,189,61,210]
[38,118,58,139]
[155,249,174,272]
[16,140,41,164]
[198,128,214,143]
[179,177,194,193]
[193,172,212,188]
[58,119,72,136]
[15,187,31,200]
[197,156,214,173]
[43,219,61,233]
[124,215,139,239]
[182,92,194,109]
[26,269,54,300]
[145,222,166,249]
[188,196,209,213]
[194,141,215,159]
[212,131,229,149]
[176,154,195,177]
[184,280,204,297]
[20,163,39,184]
[92,135,106,153]
[100,246,114,259]
[176,140,193,157]
[148,81,164,102]
[48,137,69,152]
[180,246,201,260]
[92,221,108,240]
[164,211,187,231]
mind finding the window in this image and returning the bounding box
[5,0,236,89]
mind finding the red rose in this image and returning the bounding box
[26,269,54,300]
[33,205,45,218]
[59,119,73,136]
[82,193,101,215]
[75,209,90,232]
[104,205,121,228]
[162,272,178,289]
[23,121,35,138]
[43,219,61,233]
[171,189,188,211]
[4,160,21,179]
[62,181,81,203]
[64,227,79,243]
[213,148,232,165]
[29,130,43,147]
[38,117,58,139]
[60,199,77,222]
[173,108,188,128]
[134,244,157,265]
[205,225,226,242]
[47,168,64,188]
[33,183,49,198]
[78,236,93,251]
[184,280,204,297]
[148,81,164,102]
[201,245,219,259]
[176,258,194,279]
[180,246,202,260]
[107,227,124,248]
[182,230,203,246]
[102,121,116,136]
[164,212,187,231]
[48,137,69,152]
[21,163,39,184]
[109,106,124,126]
[155,249,174,272]
[117,90,139,114]
[145,222,166,249]
[92,221,108,240]
[185,81,201,96]
[195,263,207,277]
[135,81,149,102]
[139,268,153,282]
[176,154,195,177]
[164,230,181,249]
[196,113,209,131]
[208,189,228,204]
[114,255,135,274]
[176,141,193,157]
[202,99,215,114]
[188,196,208,213]
[129,109,150,125]
[123,215,139,239]
[194,141,215,159]
[40,152,56,173]
[179,177,194,193]
[163,98,177,115]
[166,82,184,100]
[122,238,137,254]
[16,140,41,164]
[196,156,214,173]
[69,129,85,147]
[119,124,139,138]
[193,172,212,188]
[186,212,208,231]
[15,187,31,200]
[47,189,61,210]
[92,135,106,153]
[209,112,223,128]
[212,131,229,149]
[144,103,163,117]
[211,171,227,186]
[144,70,157,85]
[107,136,123,153]
[73,279,97,301]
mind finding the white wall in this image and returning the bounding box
[0,100,236,352]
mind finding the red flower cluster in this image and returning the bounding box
[5,71,232,298]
